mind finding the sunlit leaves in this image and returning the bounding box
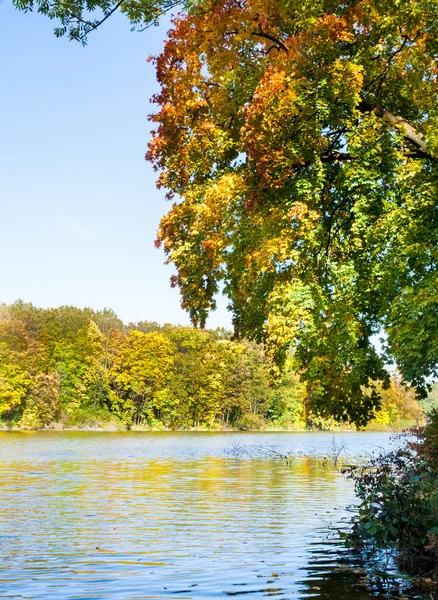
[149,0,438,425]
[13,0,186,43]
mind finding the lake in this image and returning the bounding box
[0,431,426,599]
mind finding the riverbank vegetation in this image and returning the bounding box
[0,301,428,431]
[345,409,438,579]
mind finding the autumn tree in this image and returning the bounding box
[111,330,174,424]
[76,320,109,410]
[146,0,438,426]
[0,306,50,422]
[20,373,61,429]
[162,327,215,426]
[372,373,424,428]
[94,308,125,372]
[268,369,307,429]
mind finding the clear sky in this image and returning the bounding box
[0,2,232,328]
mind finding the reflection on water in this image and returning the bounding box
[0,432,427,599]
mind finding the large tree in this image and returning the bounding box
[14,0,438,425]
[146,0,438,426]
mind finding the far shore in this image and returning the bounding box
[0,423,414,433]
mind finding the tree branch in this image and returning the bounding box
[320,149,432,163]
[136,1,183,32]
[358,101,437,163]
[321,151,354,162]
[250,30,288,54]
[79,0,126,41]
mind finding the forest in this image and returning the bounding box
[0,300,427,431]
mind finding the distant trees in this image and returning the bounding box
[0,301,426,430]
[20,373,60,429]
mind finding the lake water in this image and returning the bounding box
[0,432,427,599]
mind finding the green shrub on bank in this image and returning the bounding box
[64,407,121,429]
[237,413,266,431]
[344,411,438,576]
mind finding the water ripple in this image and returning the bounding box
[0,432,425,599]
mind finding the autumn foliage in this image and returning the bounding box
[148,0,438,426]
[0,301,425,430]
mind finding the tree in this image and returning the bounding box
[162,327,215,427]
[268,367,307,429]
[372,373,424,428]
[52,341,88,412]
[20,373,61,429]
[77,320,109,410]
[39,306,94,352]
[146,0,438,426]
[12,0,189,43]
[93,308,125,369]
[111,330,174,424]
[0,308,49,421]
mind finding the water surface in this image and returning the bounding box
[0,432,425,599]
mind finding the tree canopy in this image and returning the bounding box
[147,0,438,425]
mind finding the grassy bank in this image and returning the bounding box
[0,412,423,433]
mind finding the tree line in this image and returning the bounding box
[0,301,426,430]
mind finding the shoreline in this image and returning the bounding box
[0,424,411,433]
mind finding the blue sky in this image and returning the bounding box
[0,2,232,328]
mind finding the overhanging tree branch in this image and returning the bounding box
[78,0,126,41]
[320,149,430,163]
[358,101,437,163]
[250,29,289,54]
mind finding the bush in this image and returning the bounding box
[64,407,121,429]
[345,411,438,576]
[236,412,266,431]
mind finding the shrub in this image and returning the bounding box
[64,407,121,429]
[345,411,438,576]
[237,412,266,431]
